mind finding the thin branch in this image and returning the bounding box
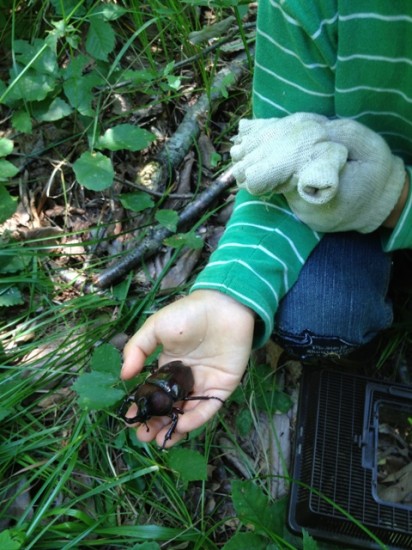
[94,168,234,289]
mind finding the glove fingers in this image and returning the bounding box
[231,113,328,161]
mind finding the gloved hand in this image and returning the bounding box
[230,114,406,233]
[230,112,348,201]
[284,118,406,232]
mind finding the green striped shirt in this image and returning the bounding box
[193,0,412,347]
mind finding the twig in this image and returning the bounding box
[116,176,193,200]
[94,168,234,289]
[137,48,254,190]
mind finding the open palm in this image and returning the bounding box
[121,290,255,448]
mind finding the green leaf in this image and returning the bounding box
[255,388,293,415]
[155,209,178,232]
[73,371,125,410]
[90,343,122,375]
[0,159,18,180]
[0,285,24,307]
[6,69,56,103]
[303,529,320,549]
[96,124,156,152]
[73,151,114,191]
[119,191,154,213]
[34,97,73,122]
[163,231,203,250]
[0,252,30,274]
[0,185,17,222]
[0,138,13,157]
[222,532,268,550]
[0,407,14,421]
[231,480,286,535]
[63,72,101,117]
[235,408,253,437]
[121,69,156,86]
[86,18,115,61]
[91,4,127,21]
[63,54,90,80]
[13,38,58,75]
[166,448,208,482]
[0,529,23,550]
[11,110,32,133]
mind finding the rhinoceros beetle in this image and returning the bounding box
[118,361,223,449]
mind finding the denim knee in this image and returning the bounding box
[274,232,393,360]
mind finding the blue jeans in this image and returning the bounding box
[274,232,393,360]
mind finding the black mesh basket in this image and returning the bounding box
[288,367,412,549]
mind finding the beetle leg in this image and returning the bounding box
[161,410,180,450]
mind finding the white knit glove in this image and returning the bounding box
[230,114,406,233]
[231,112,348,202]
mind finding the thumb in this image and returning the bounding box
[121,319,158,380]
[297,142,347,204]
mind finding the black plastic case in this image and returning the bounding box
[288,367,412,549]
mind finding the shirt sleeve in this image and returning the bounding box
[381,167,412,251]
[191,190,321,347]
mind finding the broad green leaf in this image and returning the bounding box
[63,54,90,80]
[155,209,178,232]
[63,72,101,117]
[119,191,154,213]
[231,480,287,535]
[0,285,24,307]
[166,448,207,482]
[73,151,114,191]
[6,69,56,103]
[73,371,125,410]
[11,110,32,133]
[255,388,293,415]
[165,74,181,91]
[235,408,253,437]
[13,38,58,75]
[96,124,156,152]
[0,159,18,180]
[164,231,203,250]
[0,184,17,222]
[0,138,13,157]
[90,343,121,375]
[222,532,267,550]
[86,18,115,61]
[34,97,73,122]
[121,69,156,85]
[0,252,30,273]
[0,528,22,550]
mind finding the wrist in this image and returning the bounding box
[382,173,410,228]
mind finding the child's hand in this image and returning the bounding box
[121,290,255,448]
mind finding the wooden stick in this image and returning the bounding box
[94,168,235,289]
[136,49,253,190]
